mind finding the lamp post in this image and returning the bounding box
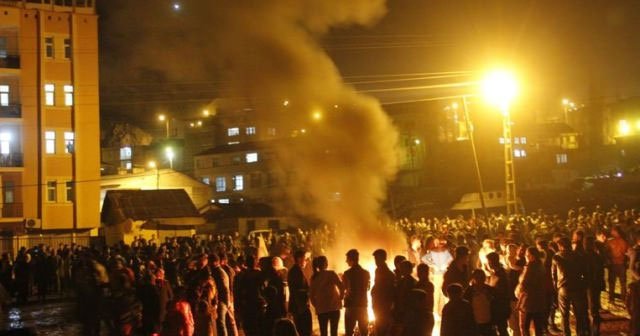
[481,70,519,215]
[165,147,174,169]
[158,114,170,139]
[460,96,489,219]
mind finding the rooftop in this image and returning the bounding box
[0,0,95,13]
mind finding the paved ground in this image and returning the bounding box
[0,294,632,335]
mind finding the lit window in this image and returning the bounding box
[64,38,71,59]
[250,172,262,188]
[45,37,54,58]
[556,153,568,164]
[65,181,74,202]
[64,85,73,106]
[520,137,527,144]
[267,127,276,136]
[215,176,226,192]
[227,127,240,136]
[125,161,132,170]
[45,84,55,106]
[120,146,132,160]
[514,137,520,144]
[218,198,230,204]
[233,175,244,191]
[202,177,211,185]
[46,181,57,202]
[514,149,526,158]
[499,137,505,144]
[0,85,9,106]
[4,181,14,204]
[0,132,10,155]
[64,132,74,153]
[45,131,56,154]
[0,37,6,58]
[246,126,256,135]
[246,152,258,163]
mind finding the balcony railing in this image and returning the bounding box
[0,56,20,69]
[1,203,22,218]
[0,105,21,118]
[0,153,23,168]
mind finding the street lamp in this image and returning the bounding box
[481,69,519,215]
[165,147,175,169]
[158,114,170,139]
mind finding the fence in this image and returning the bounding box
[0,234,91,256]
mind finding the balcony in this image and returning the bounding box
[0,153,22,168]
[0,105,21,118]
[1,203,22,218]
[0,56,20,70]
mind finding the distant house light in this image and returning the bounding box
[228,127,240,136]
[246,126,256,135]
[218,198,230,204]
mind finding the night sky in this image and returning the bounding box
[98,0,640,124]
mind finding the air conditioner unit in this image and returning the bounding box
[24,218,42,230]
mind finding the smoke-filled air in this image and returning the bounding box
[209,0,405,262]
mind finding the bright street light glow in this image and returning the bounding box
[451,102,459,109]
[172,3,181,11]
[619,120,631,136]
[165,147,175,160]
[158,114,166,122]
[636,120,640,130]
[147,161,157,169]
[283,100,289,107]
[203,109,210,117]
[481,69,518,110]
[562,98,569,106]
[414,139,421,145]
[312,110,323,121]
[197,120,203,126]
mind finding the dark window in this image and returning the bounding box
[268,220,280,231]
[3,181,14,203]
[247,220,256,232]
[45,37,54,58]
[64,38,71,59]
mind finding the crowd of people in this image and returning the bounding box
[0,205,637,336]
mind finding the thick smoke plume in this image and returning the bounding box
[208,1,404,261]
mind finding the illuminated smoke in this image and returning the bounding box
[208,1,404,260]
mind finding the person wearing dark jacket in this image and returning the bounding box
[552,238,590,336]
[441,283,476,336]
[516,247,548,336]
[343,249,370,336]
[288,250,312,336]
[486,252,511,336]
[443,246,470,297]
[583,237,605,336]
[415,263,435,336]
[209,254,231,336]
[371,249,395,336]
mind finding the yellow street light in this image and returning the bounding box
[197,120,203,127]
[619,120,631,136]
[451,102,459,110]
[147,161,157,169]
[165,147,175,169]
[481,69,518,113]
[203,109,210,117]
[283,100,289,107]
[311,110,323,121]
[562,98,569,106]
[158,114,166,122]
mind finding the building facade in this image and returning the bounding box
[0,0,100,235]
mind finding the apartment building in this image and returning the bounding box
[0,0,100,235]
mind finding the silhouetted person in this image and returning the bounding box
[606,226,629,304]
[288,250,312,336]
[235,255,266,336]
[371,249,395,336]
[310,256,343,336]
[441,283,476,336]
[486,252,511,336]
[516,247,547,336]
[443,246,470,297]
[552,237,589,336]
[415,263,435,336]
[343,249,370,336]
[584,237,605,336]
